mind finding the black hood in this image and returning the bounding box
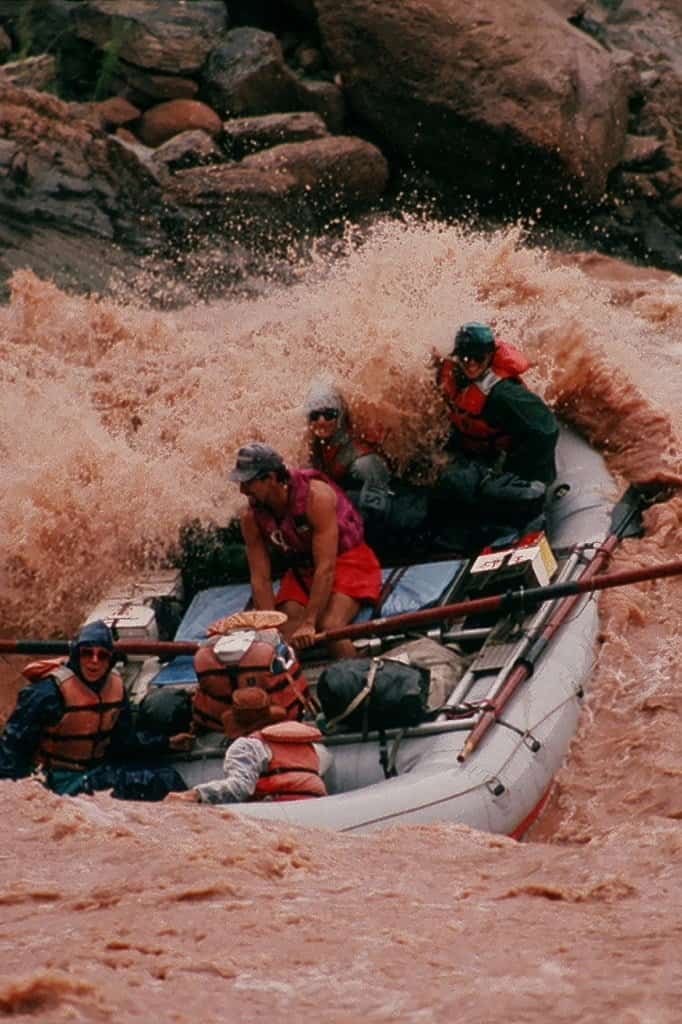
[66,619,115,682]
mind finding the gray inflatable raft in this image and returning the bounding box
[152,426,622,836]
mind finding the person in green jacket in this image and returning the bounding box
[433,322,559,541]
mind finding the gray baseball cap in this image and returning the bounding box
[228,443,285,482]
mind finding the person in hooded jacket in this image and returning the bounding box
[304,377,390,496]
[166,720,328,805]
[302,377,430,551]
[432,322,559,540]
[0,620,193,800]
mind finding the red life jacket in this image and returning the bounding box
[251,721,327,801]
[438,341,530,457]
[252,468,365,565]
[311,429,378,485]
[192,635,311,734]
[24,660,126,772]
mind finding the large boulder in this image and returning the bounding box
[72,0,228,74]
[163,135,388,239]
[81,95,141,130]
[151,129,223,175]
[201,27,302,117]
[240,135,389,211]
[591,0,682,157]
[315,0,629,203]
[575,0,682,268]
[0,82,162,245]
[163,163,313,242]
[222,111,328,159]
[111,59,200,105]
[0,79,182,299]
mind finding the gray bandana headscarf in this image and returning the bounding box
[304,377,348,434]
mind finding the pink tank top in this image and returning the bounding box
[253,469,364,562]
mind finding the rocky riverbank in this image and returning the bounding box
[1,0,681,304]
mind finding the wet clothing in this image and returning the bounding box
[439,342,529,457]
[47,763,186,801]
[252,721,327,800]
[310,430,390,493]
[0,673,185,799]
[438,343,559,484]
[194,722,326,804]
[310,429,396,555]
[275,542,382,607]
[251,466,382,605]
[431,342,559,547]
[457,379,559,484]
[35,664,126,772]
[252,468,365,564]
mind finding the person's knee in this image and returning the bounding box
[279,602,305,637]
[318,596,359,631]
[479,473,546,505]
[435,461,486,504]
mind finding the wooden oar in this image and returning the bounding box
[0,639,200,657]
[2,557,681,659]
[315,557,682,647]
[455,484,660,762]
[319,481,650,652]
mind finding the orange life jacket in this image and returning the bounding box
[251,721,327,801]
[24,659,126,772]
[192,637,311,734]
[438,341,530,457]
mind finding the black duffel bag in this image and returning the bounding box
[137,686,192,735]
[317,657,430,733]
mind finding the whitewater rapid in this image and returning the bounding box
[1,219,681,1023]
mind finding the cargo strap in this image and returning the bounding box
[324,657,382,733]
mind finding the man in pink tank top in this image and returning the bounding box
[229,443,382,660]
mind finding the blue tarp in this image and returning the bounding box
[152,560,464,687]
[176,583,253,641]
[152,583,251,687]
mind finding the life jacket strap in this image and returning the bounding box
[261,766,321,778]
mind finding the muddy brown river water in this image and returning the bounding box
[1,220,681,1022]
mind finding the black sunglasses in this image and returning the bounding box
[308,408,339,422]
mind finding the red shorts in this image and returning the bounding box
[276,543,382,607]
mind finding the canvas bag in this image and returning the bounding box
[317,656,430,733]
